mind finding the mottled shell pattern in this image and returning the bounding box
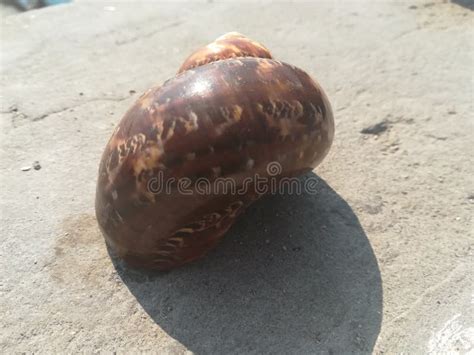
[95,32,334,270]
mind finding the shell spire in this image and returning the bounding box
[178,32,273,73]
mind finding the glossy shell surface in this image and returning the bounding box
[96,34,334,270]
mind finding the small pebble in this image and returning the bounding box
[33,161,41,170]
[360,120,390,135]
[282,246,287,251]
[129,89,136,95]
[265,239,270,244]
[21,166,31,171]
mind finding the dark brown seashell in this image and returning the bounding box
[95,33,334,270]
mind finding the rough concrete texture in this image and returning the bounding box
[1,1,473,353]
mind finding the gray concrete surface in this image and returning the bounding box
[1,1,473,353]
[0,2,20,18]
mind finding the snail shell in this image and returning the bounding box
[95,33,334,270]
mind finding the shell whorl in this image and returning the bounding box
[178,32,273,73]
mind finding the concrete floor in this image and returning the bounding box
[1,1,473,353]
[0,3,19,18]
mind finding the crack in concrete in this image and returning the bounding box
[385,264,466,326]
[31,96,130,122]
[7,96,130,128]
[115,21,183,46]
